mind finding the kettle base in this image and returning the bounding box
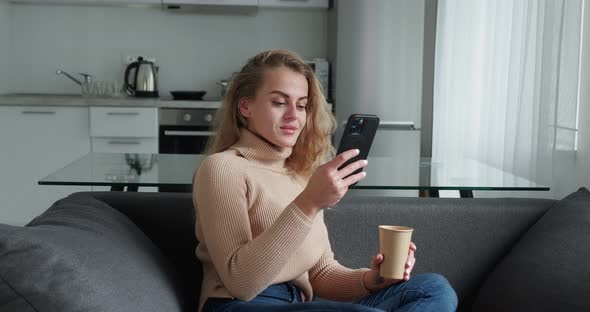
[134,90,159,98]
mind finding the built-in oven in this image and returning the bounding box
[158,107,216,192]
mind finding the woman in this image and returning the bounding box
[193,49,458,312]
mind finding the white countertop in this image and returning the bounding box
[0,93,334,111]
[0,93,222,109]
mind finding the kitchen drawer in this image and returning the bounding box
[162,0,257,6]
[258,0,329,8]
[9,0,162,6]
[91,137,158,154]
[90,107,158,138]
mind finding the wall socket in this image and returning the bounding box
[123,55,157,65]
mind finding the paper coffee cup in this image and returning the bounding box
[379,225,414,280]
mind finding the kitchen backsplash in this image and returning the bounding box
[1,3,328,99]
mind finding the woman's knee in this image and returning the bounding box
[411,273,458,307]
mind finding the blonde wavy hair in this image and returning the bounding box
[205,49,336,177]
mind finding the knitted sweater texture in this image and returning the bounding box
[193,129,369,311]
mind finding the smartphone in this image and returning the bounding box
[336,114,380,185]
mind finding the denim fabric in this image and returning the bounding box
[203,273,457,312]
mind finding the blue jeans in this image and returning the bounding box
[202,273,458,312]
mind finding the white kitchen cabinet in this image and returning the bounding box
[161,0,258,13]
[162,0,257,6]
[258,0,329,9]
[91,137,158,153]
[89,106,158,192]
[10,0,328,9]
[90,106,158,139]
[0,106,91,226]
[9,0,161,5]
[90,106,158,153]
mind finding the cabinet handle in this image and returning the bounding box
[341,120,420,130]
[21,110,56,115]
[164,130,215,137]
[379,121,419,130]
[106,112,140,116]
[108,141,141,145]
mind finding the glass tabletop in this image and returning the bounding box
[363,157,548,191]
[38,152,549,192]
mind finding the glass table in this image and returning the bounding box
[38,152,550,198]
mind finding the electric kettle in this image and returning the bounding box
[124,56,159,97]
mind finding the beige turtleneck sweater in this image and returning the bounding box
[193,129,370,311]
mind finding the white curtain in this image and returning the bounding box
[432,0,584,198]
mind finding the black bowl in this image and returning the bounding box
[170,91,206,101]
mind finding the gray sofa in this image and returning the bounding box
[1,188,589,312]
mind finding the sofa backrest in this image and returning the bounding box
[325,196,555,311]
[68,192,555,312]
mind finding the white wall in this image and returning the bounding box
[7,3,328,99]
[0,1,10,93]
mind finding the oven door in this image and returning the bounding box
[158,125,214,193]
[158,125,214,155]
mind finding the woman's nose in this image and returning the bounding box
[284,103,297,119]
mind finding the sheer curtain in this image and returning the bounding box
[432,0,584,198]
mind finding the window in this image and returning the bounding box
[555,0,584,151]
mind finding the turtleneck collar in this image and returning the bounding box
[229,128,293,171]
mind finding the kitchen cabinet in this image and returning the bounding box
[89,106,158,191]
[0,106,91,226]
[9,0,328,9]
[90,106,158,154]
[162,0,257,5]
[9,0,161,5]
[258,0,329,9]
[90,106,158,139]
[91,137,158,154]
[161,0,258,13]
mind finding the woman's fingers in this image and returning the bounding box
[403,249,416,282]
[403,273,411,281]
[341,170,367,187]
[404,257,414,281]
[371,254,383,271]
[406,242,417,268]
[335,158,368,180]
[406,249,415,264]
[329,149,360,170]
[401,244,417,282]
[313,150,371,208]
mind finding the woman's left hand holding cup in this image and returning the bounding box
[362,242,417,292]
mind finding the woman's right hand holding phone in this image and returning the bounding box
[294,149,368,218]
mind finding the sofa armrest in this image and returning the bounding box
[68,191,195,249]
[66,191,201,309]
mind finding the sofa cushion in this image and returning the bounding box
[0,195,182,312]
[473,187,590,311]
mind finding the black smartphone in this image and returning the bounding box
[336,114,380,185]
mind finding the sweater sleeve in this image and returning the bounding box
[194,154,314,301]
[308,217,371,301]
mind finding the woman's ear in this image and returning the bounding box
[238,97,252,118]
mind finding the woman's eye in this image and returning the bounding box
[272,101,286,106]
[297,105,307,111]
